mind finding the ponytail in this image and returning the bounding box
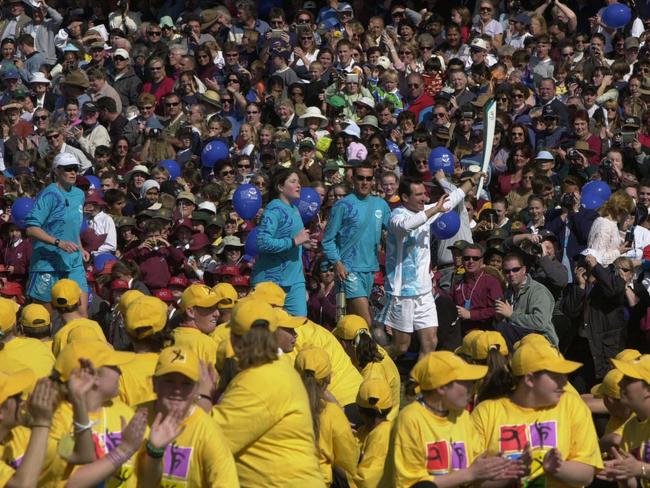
[299,370,326,446]
[475,347,515,403]
[354,330,383,369]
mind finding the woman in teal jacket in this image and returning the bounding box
[252,168,314,315]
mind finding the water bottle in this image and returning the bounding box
[336,290,346,320]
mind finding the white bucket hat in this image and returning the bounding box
[298,106,328,128]
[29,72,51,85]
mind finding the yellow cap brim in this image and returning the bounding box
[455,363,489,382]
[590,383,604,398]
[612,358,648,382]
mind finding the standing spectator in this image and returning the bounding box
[587,191,635,267]
[25,153,89,315]
[108,48,142,110]
[142,57,175,115]
[22,0,62,65]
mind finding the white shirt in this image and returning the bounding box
[623,225,650,260]
[88,211,117,255]
[385,187,465,296]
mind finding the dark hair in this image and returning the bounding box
[475,348,515,402]
[103,188,125,206]
[398,176,424,199]
[354,331,384,369]
[503,252,526,267]
[269,168,299,200]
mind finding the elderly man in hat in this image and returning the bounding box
[0,0,31,41]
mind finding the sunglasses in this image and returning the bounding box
[227,79,239,84]
[247,110,259,115]
[407,83,420,88]
[221,98,232,103]
[147,31,162,36]
[139,105,154,110]
[33,115,48,121]
[415,159,428,165]
[419,45,433,50]
[238,163,251,168]
[150,66,163,71]
[165,102,180,107]
[114,56,127,61]
[511,132,524,136]
[355,175,373,182]
[434,113,447,118]
[59,164,80,172]
[46,133,60,140]
[413,138,428,143]
[334,193,346,198]
[463,255,482,261]
[480,7,492,11]
[503,266,523,274]
[399,51,412,55]
[220,170,234,176]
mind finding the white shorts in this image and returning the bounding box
[377,292,438,333]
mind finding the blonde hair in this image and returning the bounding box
[232,323,278,370]
[530,14,548,35]
[599,190,635,222]
[452,6,471,27]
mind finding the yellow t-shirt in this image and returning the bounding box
[0,460,13,486]
[383,400,483,488]
[292,320,363,406]
[136,403,239,488]
[0,336,55,379]
[1,425,30,470]
[606,414,629,437]
[118,352,159,407]
[361,345,401,420]
[318,400,359,485]
[52,318,106,356]
[212,358,325,487]
[41,399,137,488]
[472,394,603,488]
[350,421,392,488]
[171,327,218,367]
[620,413,650,487]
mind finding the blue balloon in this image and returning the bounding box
[428,147,455,174]
[85,175,100,190]
[233,183,262,220]
[11,197,34,229]
[581,193,606,210]
[582,180,611,201]
[245,228,259,257]
[602,3,632,29]
[201,141,229,168]
[158,160,180,181]
[296,187,321,224]
[93,253,116,272]
[431,210,461,240]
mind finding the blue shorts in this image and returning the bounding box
[337,271,374,300]
[26,268,89,303]
[282,282,308,317]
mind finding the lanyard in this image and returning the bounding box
[461,272,484,308]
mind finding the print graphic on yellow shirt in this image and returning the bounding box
[171,327,218,366]
[621,414,650,488]
[471,393,603,488]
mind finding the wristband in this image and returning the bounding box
[54,238,60,247]
[73,419,96,434]
[31,423,51,429]
[145,440,165,459]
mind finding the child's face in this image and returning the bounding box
[181,136,192,149]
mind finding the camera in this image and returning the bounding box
[567,148,581,162]
[560,192,576,210]
[147,127,162,138]
[519,239,543,257]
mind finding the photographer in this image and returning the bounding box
[561,253,627,387]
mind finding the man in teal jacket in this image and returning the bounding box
[322,163,390,325]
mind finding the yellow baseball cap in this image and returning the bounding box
[357,376,392,411]
[0,368,34,405]
[274,309,304,329]
[51,279,82,308]
[332,314,368,340]
[154,346,200,382]
[216,339,235,372]
[249,281,286,307]
[295,347,331,380]
[411,351,487,390]
[454,329,483,356]
[20,303,51,329]
[117,290,144,315]
[211,283,238,309]
[125,296,168,339]
[513,333,550,350]
[510,342,582,376]
[181,284,220,311]
[612,355,650,384]
[0,297,18,332]
[230,298,278,336]
[591,369,624,400]
[471,331,509,361]
[616,349,642,362]
[54,340,135,381]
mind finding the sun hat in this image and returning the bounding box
[298,106,328,128]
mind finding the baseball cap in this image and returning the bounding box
[622,116,641,129]
[590,368,624,400]
[154,289,175,302]
[0,282,22,300]
[514,13,531,25]
[535,150,554,161]
[295,346,331,380]
[357,376,392,411]
[337,2,353,12]
[411,351,487,390]
[54,340,134,381]
[470,38,488,51]
[470,331,509,361]
[513,332,550,350]
[376,56,391,70]
[249,281,286,307]
[20,303,50,329]
[124,295,168,339]
[542,105,557,119]
[117,289,145,315]
[616,349,642,362]
[510,341,582,376]
[0,298,18,332]
[52,152,80,169]
[229,298,278,336]
[154,346,200,382]
[181,284,220,311]
[176,191,197,205]
[332,314,368,341]
[612,354,650,384]
[231,275,250,288]
[81,101,98,114]
[51,279,82,308]
[454,330,484,356]
[168,275,188,288]
[113,48,129,59]
[274,308,305,329]
[0,369,34,406]
[447,239,470,252]
[211,283,238,309]
[625,36,640,50]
